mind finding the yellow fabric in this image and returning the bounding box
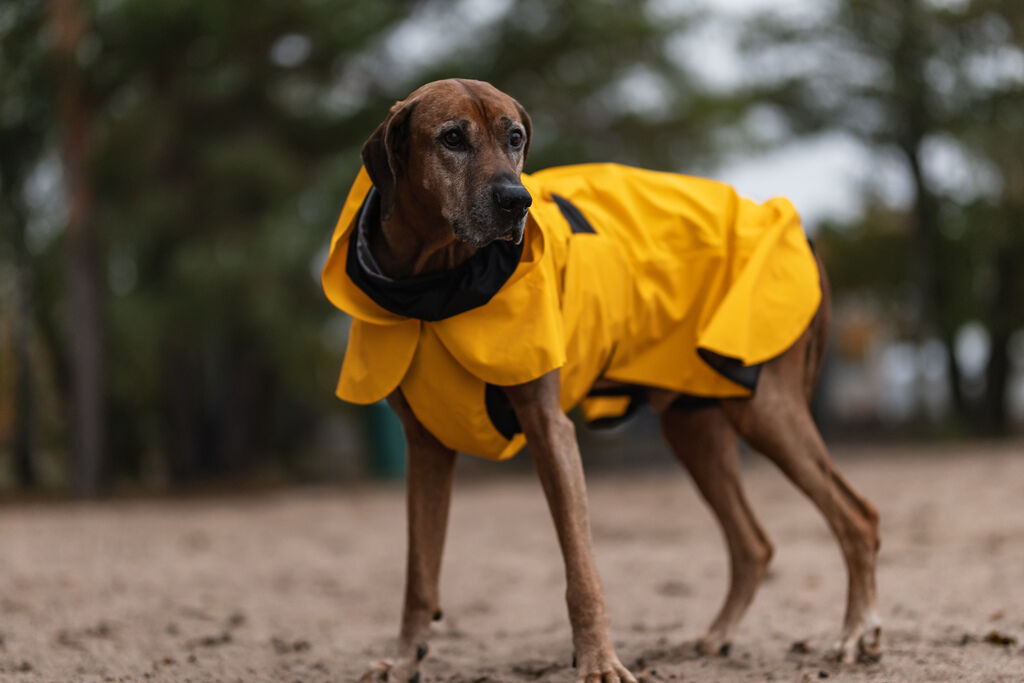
[399,324,528,458]
[581,396,633,423]
[336,317,420,404]
[322,168,410,326]
[322,163,821,460]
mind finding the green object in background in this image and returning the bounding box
[366,401,406,478]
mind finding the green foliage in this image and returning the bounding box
[743,0,1024,433]
[84,0,421,478]
[4,0,1021,489]
[3,0,739,485]
[816,209,911,297]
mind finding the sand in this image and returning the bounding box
[1,440,1023,682]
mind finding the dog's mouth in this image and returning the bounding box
[452,212,527,247]
[495,215,527,245]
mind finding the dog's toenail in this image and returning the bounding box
[432,610,443,621]
[818,671,830,678]
[416,644,428,661]
[407,673,420,683]
[719,642,732,656]
[571,651,577,668]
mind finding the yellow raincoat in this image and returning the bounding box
[322,163,821,460]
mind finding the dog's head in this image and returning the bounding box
[361,79,533,247]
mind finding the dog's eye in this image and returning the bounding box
[509,130,524,149]
[441,129,463,149]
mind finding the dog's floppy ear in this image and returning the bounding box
[361,98,417,221]
[513,98,533,165]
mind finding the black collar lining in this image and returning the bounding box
[346,188,524,321]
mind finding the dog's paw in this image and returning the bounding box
[832,615,882,664]
[694,632,732,658]
[358,660,419,683]
[574,650,638,683]
[359,645,428,683]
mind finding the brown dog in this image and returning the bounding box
[349,79,880,682]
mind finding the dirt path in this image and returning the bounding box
[1,441,1023,682]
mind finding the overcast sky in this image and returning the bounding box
[380,0,901,228]
[679,0,904,227]
[379,0,1010,228]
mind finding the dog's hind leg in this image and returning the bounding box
[661,403,773,656]
[721,337,881,664]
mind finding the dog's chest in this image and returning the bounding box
[327,163,823,461]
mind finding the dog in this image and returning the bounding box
[323,78,881,682]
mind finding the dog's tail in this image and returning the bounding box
[804,249,831,406]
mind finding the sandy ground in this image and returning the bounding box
[1,441,1024,682]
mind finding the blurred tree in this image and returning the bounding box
[0,0,53,487]
[84,0,413,482]
[742,0,1024,434]
[948,0,1024,433]
[411,0,722,171]
[5,0,738,491]
[51,0,106,495]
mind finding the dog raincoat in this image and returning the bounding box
[323,163,821,460]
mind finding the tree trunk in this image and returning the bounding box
[900,143,962,426]
[161,345,203,483]
[940,329,968,425]
[10,200,39,487]
[891,0,968,427]
[983,237,1018,436]
[985,330,1010,436]
[51,0,105,496]
[901,143,939,339]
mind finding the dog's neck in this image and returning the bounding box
[371,193,478,278]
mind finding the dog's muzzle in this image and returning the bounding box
[493,182,531,243]
[493,182,531,218]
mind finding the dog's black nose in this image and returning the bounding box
[493,183,532,217]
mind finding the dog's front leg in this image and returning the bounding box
[363,390,455,683]
[505,371,636,683]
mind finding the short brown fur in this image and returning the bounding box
[357,80,880,683]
